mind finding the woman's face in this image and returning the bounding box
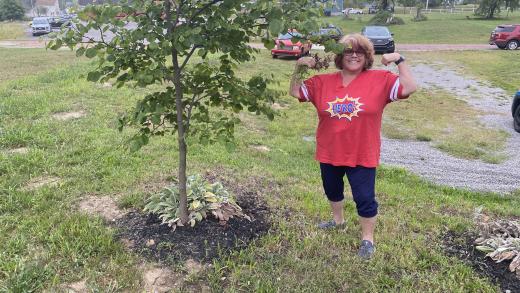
[342,49,366,73]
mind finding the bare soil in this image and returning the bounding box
[78,196,126,222]
[22,176,60,191]
[52,111,86,121]
[442,230,520,292]
[115,169,277,265]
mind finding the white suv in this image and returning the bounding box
[31,17,51,36]
[343,8,364,15]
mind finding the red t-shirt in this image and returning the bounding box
[299,70,408,167]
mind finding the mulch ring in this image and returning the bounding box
[115,169,279,265]
[442,230,520,292]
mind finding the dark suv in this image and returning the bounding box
[361,26,395,53]
[513,90,520,133]
[489,24,520,50]
[311,25,343,44]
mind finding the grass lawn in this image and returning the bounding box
[0,48,519,291]
[0,48,81,84]
[324,11,520,44]
[0,21,27,40]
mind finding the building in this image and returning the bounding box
[28,0,61,17]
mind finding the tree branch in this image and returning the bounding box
[179,45,199,71]
[188,0,224,24]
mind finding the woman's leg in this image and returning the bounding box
[319,163,347,225]
[345,167,378,242]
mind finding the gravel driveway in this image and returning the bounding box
[380,64,520,194]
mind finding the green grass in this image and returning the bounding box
[1,48,519,291]
[0,21,27,40]
[0,48,81,84]
[324,11,520,44]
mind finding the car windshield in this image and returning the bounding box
[278,32,302,40]
[495,26,515,32]
[365,27,390,37]
[33,18,48,24]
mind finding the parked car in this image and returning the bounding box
[48,16,71,28]
[343,8,364,15]
[361,26,395,53]
[513,90,520,132]
[271,32,311,58]
[489,24,520,50]
[367,5,394,14]
[311,24,343,43]
[31,17,52,36]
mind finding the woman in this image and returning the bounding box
[289,33,417,259]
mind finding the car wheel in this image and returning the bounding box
[506,40,519,50]
[514,105,520,133]
[272,54,277,59]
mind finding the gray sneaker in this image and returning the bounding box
[358,240,376,259]
[317,220,346,230]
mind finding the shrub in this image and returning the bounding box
[143,174,250,230]
[0,0,25,21]
[368,11,405,25]
[412,13,428,21]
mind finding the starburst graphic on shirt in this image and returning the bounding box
[325,95,364,121]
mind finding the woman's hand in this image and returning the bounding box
[296,57,316,69]
[381,53,401,66]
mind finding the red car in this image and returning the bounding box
[489,24,520,50]
[271,32,311,58]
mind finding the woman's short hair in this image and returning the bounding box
[334,33,375,70]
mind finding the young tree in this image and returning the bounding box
[475,0,519,18]
[0,0,25,21]
[49,0,338,225]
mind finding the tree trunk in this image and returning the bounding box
[488,0,498,18]
[172,51,189,225]
[165,0,188,225]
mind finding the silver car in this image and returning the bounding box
[31,17,51,36]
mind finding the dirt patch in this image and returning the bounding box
[78,196,126,222]
[6,147,29,154]
[442,230,520,292]
[61,279,87,293]
[272,102,289,110]
[142,265,182,293]
[249,144,270,152]
[52,111,86,121]
[22,176,61,191]
[115,169,276,265]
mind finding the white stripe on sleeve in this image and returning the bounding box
[301,84,310,101]
[389,78,400,102]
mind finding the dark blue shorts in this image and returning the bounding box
[319,163,378,218]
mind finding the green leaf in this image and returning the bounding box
[262,38,275,50]
[76,47,86,57]
[85,47,98,58]
[49,39,62,50]
[268,19,283,36]
[87,71,102,82]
